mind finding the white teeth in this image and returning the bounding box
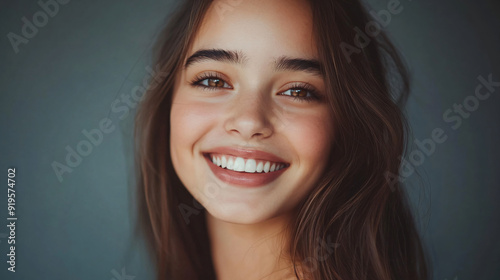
[227,157,234,170]
[209,154,286,173]
[234,157,245,172]
[263,162,270,173]
[256,161,263,173]
[221,156,227,168]
[244,159,257,173]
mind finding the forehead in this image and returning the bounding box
[189,0,318,60]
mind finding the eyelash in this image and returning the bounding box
[280,82,321,102]
[190,72,231,90]
[190,72,321,102]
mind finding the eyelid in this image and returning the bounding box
[189,72,322,102]
[190,71,233,89]
[282,82,317,91]
[278,82,323,102]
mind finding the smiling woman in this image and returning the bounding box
[134,0,429,279]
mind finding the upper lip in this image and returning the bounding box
[203,146,289,164]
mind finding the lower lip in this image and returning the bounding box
[204,155,288,187]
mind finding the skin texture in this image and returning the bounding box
[170,0,334,278]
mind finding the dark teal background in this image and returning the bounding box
[1,0,499,279]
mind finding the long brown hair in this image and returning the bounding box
[135,0,429,279]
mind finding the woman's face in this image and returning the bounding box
[170,0,334,224]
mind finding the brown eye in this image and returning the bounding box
[208,78,224,87]
[196,77,231,89]
[290,89,306,97]
[279,85,320,102]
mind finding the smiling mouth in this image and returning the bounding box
[204,153,289,173]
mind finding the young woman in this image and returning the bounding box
[135,0,429,279]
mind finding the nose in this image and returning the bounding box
[223,91,274,140]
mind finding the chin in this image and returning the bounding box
[204,195,294,226]
[203,199,274,224]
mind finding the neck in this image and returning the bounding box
[206,212,297,280]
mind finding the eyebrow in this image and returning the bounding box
[275,56,323,76]
[184,49,323,76]
[184,49,246,68]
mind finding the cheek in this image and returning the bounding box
[285,111,333,168]
[274,109,333,212]
[170,96,220,167]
